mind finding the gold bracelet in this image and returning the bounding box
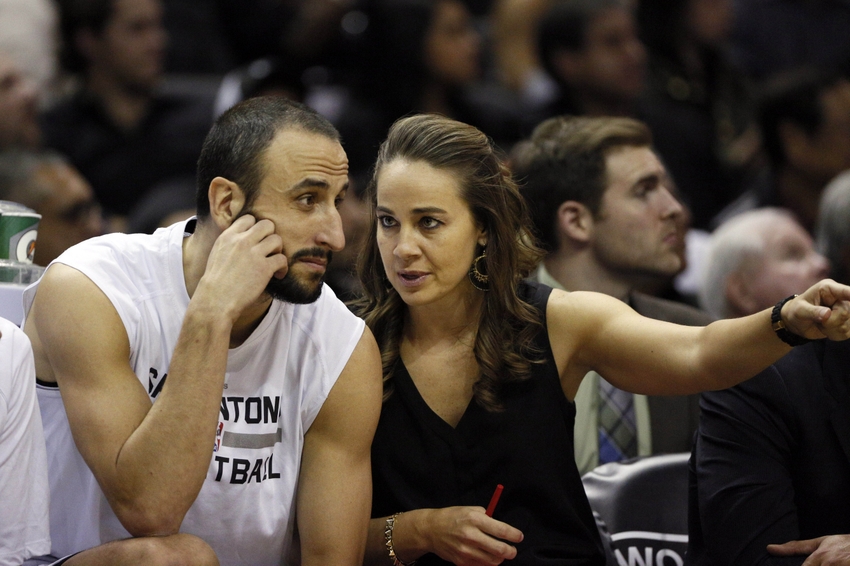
[384,512,416,566]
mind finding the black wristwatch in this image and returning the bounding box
[771,294,812,347]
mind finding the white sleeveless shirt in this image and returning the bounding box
[0,318,50,566]
[25,220,365,565]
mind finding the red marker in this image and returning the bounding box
[485,484,504,517]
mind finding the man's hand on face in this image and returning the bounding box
[197,214,288,323]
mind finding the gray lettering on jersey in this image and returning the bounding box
[222,428,283,449]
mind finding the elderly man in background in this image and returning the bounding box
[700,207,829,319]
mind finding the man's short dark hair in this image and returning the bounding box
[537,0,628,85]
[57,0,115,74]
[511,115,651,251]
[195,96,341,219]
[758,68,844,169]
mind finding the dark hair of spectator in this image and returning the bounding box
[347,0,435,118]
[758,68,844,169]
[537,0,627,83]
[195,96,340,219]
[635,0,689,62]
[511,115,652,252]
[355,114,544,412]
[57,0,116,74]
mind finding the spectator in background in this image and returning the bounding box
[488,0,556,108]
[636,0,759,230]
[335,0,521,183]
[0,316,50,566]
[816,169,850,285]
[41,0,214,226]
[718,69,850,233]
[687,337,850,566]
[731,0,850,81]
[512,115,712,475]
[699,208,829,319]
[533,0,647,122]
[0,150,103,266]
[160,0,353,77]
[0,50,41,150]
[0,0,60,103]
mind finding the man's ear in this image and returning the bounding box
[208,177,245,230]
[557,200,594,244]
[725,271,760,317]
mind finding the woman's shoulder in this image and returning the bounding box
[544,287,636,340]
[518,279,553,309]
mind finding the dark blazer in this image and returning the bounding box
[687,339,850,566]
[629,292,713,454]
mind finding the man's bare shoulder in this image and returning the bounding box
[25,262,129,383]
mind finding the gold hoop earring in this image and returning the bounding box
[468,250,489,291]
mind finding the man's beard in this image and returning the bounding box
[266,247,332,304]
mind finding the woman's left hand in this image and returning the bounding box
[782,279,850,341]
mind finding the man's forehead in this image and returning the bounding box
[605,145,663,177]
[262,129,348,184]
[268,128,346,158]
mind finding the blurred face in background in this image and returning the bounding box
[687,0,734,47]
[591,145,686,281]
[33,161,104,266]
[578,9,646,104]
[731,215,830,315]
[80,0,167,92]
[0,53,40,149]
[425,0,482,86]
[809,80,850,181]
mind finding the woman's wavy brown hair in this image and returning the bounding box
[354,114,545,411]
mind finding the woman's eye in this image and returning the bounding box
[421,217,440,229]
[378,216,396,228]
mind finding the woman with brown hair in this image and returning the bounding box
[356,113,850,566]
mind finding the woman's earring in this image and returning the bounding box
[468,249,489,291]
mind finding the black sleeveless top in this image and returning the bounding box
[371,282,606,565]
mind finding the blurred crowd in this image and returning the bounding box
[1,0,850,308]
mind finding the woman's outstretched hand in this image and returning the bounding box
[782,279,850,341]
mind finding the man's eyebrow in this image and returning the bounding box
[290,178,330,191]
[632,172,664,187]
[288,178,350,192]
